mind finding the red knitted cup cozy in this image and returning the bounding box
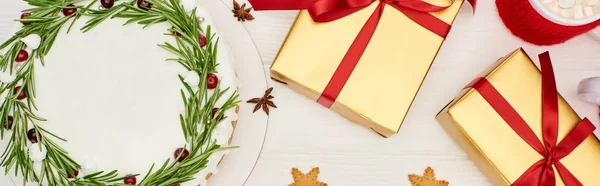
[496,0,600,46]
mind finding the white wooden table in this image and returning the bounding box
[3,0,600,186]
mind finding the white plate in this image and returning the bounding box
[0,0,268,185]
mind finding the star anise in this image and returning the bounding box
[232,0,255,22]
[247,87,276,115]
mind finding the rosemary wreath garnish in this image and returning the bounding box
[0,0,239,185]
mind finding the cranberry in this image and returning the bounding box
[100,0,115,9]
[137,0,152,10]
[4,116,13,130]
[124,175,136,184]
[27,128,40,143]
[174,148,189,162]
[67,168,79,178]
[62,4,77,16]
[212,108,223,121]
[14,86,26,100]
[20,13,31,26]
[171,26,181,37]
[198,34,207,48]
[16,50,28,62]
[206,73,218,89]
[211,108,219,118]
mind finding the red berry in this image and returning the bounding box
[171,26,181,37]
[174,148,189,162]
[16,50,28,62]
[199,34,207,48]
[212,108,223,121]
[27,128,40,143]
[67,168,79,178]
[124,175,136,184]
[20,13,31,26]
[101,0,115,9]
[137,0,152,10]
[62,4,77,16]
[173,184,180,186]
[212,108,219,118]
[207,73,218,89]
[14,86,26,100]
[4,116,13,130]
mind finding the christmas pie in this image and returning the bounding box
[0,0,240,185]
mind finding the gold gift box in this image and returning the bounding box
[436,48,600,185]
[271,0,464,137]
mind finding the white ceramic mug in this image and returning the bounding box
[530,0,600,41]
[530,0,600,26]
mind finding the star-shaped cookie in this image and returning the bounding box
[289,167,328,186]
[408,167,449,186]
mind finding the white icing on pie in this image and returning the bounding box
[20,34,41,50]
[80,159,100,176]
[183,70,201,88]
[28,144,47,162]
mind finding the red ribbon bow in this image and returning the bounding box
[250,0,475,107]
[469,52,595,186]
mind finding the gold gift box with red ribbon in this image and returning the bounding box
[436,48,600,185]
[259,0,470,137]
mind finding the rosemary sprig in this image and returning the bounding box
[117,0,240,184]
[0,0,240,185]
[80,0,126,32]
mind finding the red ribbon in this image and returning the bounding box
[468,52,595,186]
[250,0,475,107]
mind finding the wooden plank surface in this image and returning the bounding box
[2,0,600,185]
